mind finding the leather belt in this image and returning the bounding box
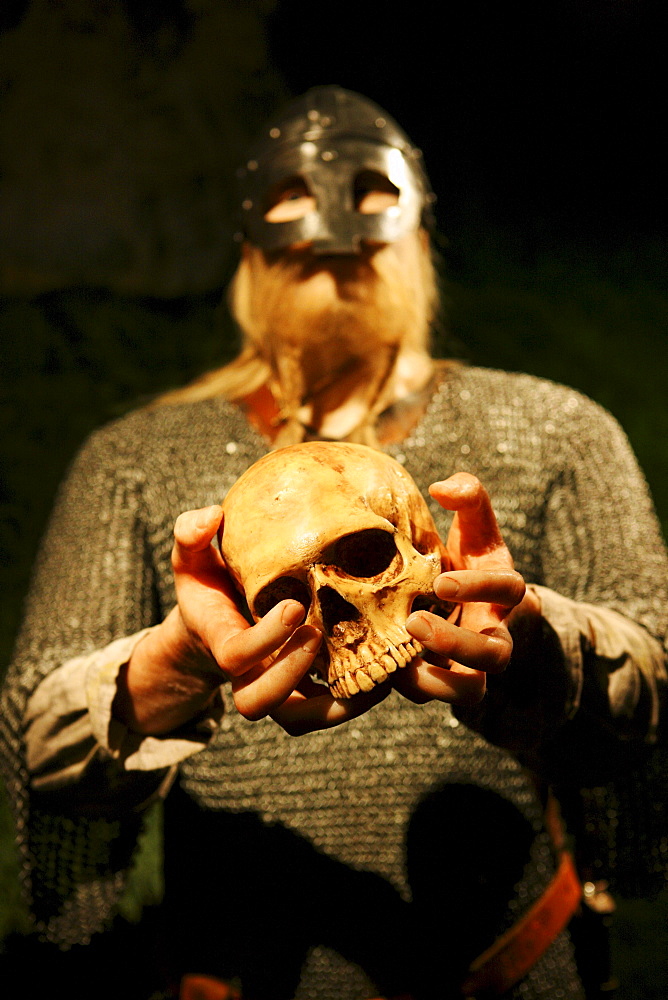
[460,845,582,997]
[460,787,582,998]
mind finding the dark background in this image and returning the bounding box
[1,1,667,995]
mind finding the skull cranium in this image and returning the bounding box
[220,442,449,698]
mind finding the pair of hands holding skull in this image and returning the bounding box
[118,472,535,737]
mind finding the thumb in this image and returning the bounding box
[172,505,224,573]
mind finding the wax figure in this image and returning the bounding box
[1,87,667,1000]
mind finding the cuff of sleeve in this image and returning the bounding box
[533,584,667,739]
[85,629,225,771]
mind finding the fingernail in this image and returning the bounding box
[435,575,460,599]
[406,614,433,642]
[281,601,306,628]
[302,630,322,654]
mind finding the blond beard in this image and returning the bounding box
[230,238,435,446]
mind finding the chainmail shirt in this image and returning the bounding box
[2,365,667,999]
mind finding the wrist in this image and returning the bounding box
[507,584,544,665]
[114,609,223,735]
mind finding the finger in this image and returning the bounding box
[231,625,322,720]
[295,673,331,698]
[405,611,511,674]
[434,570,526,609]
[429,473,512,569]
[215,600,307,677]
[457,601,509,638]
[392,659,486,706]
[172,507,290,671]
[172,506,229,589]
[173,509,251,637]
[429,473,502,550]
[173,505,223,558]
[270,683,391,737]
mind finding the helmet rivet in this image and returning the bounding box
[307,109,319,121]
[374,117,386,128]
[269,127,281,139]
[320,115,333,127]
[247,160,258,171]
[321,150,337,161]
[242,199,253,211]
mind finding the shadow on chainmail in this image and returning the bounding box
[0,910,165,1000]
[161,781,417,999]
[161,780,536,1000]
[406,782,535,995]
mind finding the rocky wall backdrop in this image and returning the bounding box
[0,0,286,296]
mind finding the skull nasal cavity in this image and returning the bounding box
[318,586,361,633]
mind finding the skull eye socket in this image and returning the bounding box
[323,528,398,579]
[254,576,311,619]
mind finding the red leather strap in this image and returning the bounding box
[460,824,582,997]
[180,973,241,1000]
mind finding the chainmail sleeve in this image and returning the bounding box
[537,390,668,638]
[0,396,269,947]
[0,421,164,946]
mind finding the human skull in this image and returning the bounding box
[220,442,449,699]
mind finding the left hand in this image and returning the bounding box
[399,472,535,706]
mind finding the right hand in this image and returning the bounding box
[173,504,324,718]
[118,505,388,736]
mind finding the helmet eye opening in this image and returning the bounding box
[264,175,315,224]
[354,170,400,215]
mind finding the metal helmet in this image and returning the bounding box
[236,85,435,254]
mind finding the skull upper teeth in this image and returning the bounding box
[331,636,425,701]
